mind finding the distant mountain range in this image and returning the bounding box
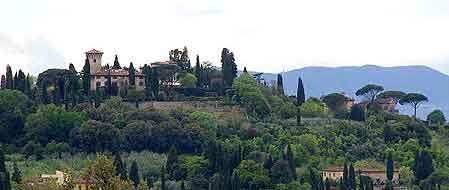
[257,65,449,119]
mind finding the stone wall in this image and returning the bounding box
[128,101,242,112]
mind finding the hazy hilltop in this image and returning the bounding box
[261,65,449,118]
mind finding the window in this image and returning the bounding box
[113,76,117,79]
[96,82,101,87]
[96,76,101,79]
[93,59,96,63]
[139,82,144,86]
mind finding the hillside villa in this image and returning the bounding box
[322,166,400,185]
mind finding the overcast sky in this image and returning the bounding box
[1,0,449,75]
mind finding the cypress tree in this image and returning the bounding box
[143,64,151,99]
[24,74,31,96]
[309,168,319,190]
[386,152,393,181]
[349,104,365,121]
[0,148,11,190]
[82,58,91,96]
[15,70,26,92]
[69,63,76,73]
[243,67,248,73]
[129,161,140,187]
[128,62,136,86]
[13,72,17,90]
[150,67,159,99]
[11,162,21,184]
[325,178,330,190]
[297,77,305,105]
[113,153,127,180]
[221,48,237,87]
[413,150,434,184]
[231,171,240,190]
[297,77,305,126]
[166,145,178,178]
[277,74,284,95]
[339,177,345,190]
[161,166,166,190]
[343,162,348,188]
[5,65,13,89]
[106,65,112,96]
[285,144,296,179]
[195,55,202,88]
[1,75,5,89]
[112,55,121,69]
[348,164,356,190]
[264,154,273,170]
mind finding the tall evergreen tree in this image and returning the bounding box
[0,148,11,190]
[386,152,394,181]
[349,104,365,121]
[129,161,140,187]
[5,65,13,89]
[13,72,17,90]
[143,64,152,99]
[1,75,5,89]
[106,65,112,96]
[113,153,127,180]
[264,154,273,170]
[325,178,330,190]
[221,48,237,87]
[297,77,305,105]
[166,145,178,178]
[179,46,191,70]
[277,74,284,95]
[15,70,26,92]
[243,67,248,73]
[231,171,240,190]
[413,150,434,184]
[195,55,202,88]
[343,162,348,188]
[296,77,305,126]
[348,164,356,190]
[24,74,31,96]
[11,162,21,184]
[284,144,296,179]
[161,166,166,190]
[150,67,160,99]
[112,54,121,69]
[128,62,136,86]
[339,177,345,190]
[82,58,91,96]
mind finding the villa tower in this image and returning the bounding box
[85,49,103,74]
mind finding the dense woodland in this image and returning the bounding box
[0,47,448,190]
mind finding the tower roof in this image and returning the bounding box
[85,49,104,54]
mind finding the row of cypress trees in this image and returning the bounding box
[1,65,32,95]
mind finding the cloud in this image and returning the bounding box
[0,33,66,75]
[0,33,25,54]
[2,0,449,75]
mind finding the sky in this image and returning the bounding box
[1,0,449,75]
